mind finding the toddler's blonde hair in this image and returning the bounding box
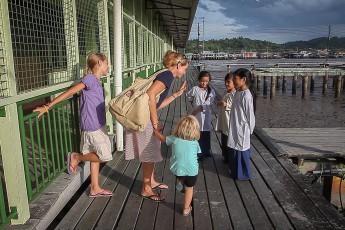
[173,115,200,141]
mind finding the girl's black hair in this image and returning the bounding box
[198,71,212,101]
[224,72,233,81]
[233,68,257,113]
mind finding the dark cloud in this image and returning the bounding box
[193,0,345,42]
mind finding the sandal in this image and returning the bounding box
[152,183,169,190]
[183,206,192,216]
[142,194,165,203]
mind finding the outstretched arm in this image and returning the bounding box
[33,82,85,117]
[158,81,187,110]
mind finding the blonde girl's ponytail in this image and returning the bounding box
[84,66,91,76]
[84,52,107,76]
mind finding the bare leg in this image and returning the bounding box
[71,152,112,196]
[151,166,169,189]
[141,162,164,201]
[183,186,193,215]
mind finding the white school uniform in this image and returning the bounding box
[215,91,236,136]
[227,89,255,151]
[186,86,215,131]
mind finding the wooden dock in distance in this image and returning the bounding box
[262,128,345,159]
[52,70,345,229]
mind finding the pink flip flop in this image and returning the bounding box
[67,152,77,174]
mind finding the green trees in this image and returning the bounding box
[185,37,345,53]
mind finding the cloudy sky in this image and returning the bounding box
[189,0,345,44]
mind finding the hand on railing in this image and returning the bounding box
[33,104,51,118]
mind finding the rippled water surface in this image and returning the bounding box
[197,59,345,128]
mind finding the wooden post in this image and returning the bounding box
[282,76,286,92]
[302,75,308,99]
[342,75,345,91]
[276,76,281,89]
[323,72,328,95]
[292,74,297,95]
[226,64,231,73]
[332,75,336,88]
[335,75,342,98]
[253,74,257,93]
[323,176,333,202]
[310,74,315,92]
[257,75,261,91]
[263,76,268,95]
[270,76,276,99]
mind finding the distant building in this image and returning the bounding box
[201,51,215,60]
[241,51,257,59]
[215,52,228,59]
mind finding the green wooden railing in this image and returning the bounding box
[0,172,18,229]
[17,93,80,202]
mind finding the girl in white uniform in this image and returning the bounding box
[187,71,215,159]
[215,73,236,161]
[227,68,255,180]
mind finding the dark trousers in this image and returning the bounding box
[198,131,211,157]
[221,133,232,160]
[228,148,252,180]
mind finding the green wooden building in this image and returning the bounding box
[0,0,197,227]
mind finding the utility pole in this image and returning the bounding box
[326,25,331,63]
[327,25,331,51]
[202,17,205,54]
[197,22,200,62]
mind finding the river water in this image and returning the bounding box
[198,59,345,128]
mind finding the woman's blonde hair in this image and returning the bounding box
[173,115,200,141]
[162,50,189,68]
[84,52,107,75]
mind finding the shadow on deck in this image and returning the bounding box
[49,69,345,229]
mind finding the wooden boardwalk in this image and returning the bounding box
[262,128,345,159]
[54,70,345,230]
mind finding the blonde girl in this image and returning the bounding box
[153,115,201,216]
[34,52,113,197]
[125,50,189,202]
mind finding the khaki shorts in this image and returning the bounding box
[80,126,113,162]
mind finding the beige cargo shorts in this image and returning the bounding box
[80,126,113,162]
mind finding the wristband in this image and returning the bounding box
[172,94,176,99]
[43,105,49,113]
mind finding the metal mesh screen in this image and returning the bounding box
[0,2,10,99]
[108,1,114,67]
[76,0,100,69]
[136,24,143,66]
[123,15,135,69]
[8,0,77,93]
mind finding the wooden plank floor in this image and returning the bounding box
[262,128,345,159]
[54,69,345,230]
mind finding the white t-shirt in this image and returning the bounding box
[215,90,235,135]
[227,89,255,151]
[186,86,215,131]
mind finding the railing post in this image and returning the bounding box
[0,105,30,224]
[0,0,29,224]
